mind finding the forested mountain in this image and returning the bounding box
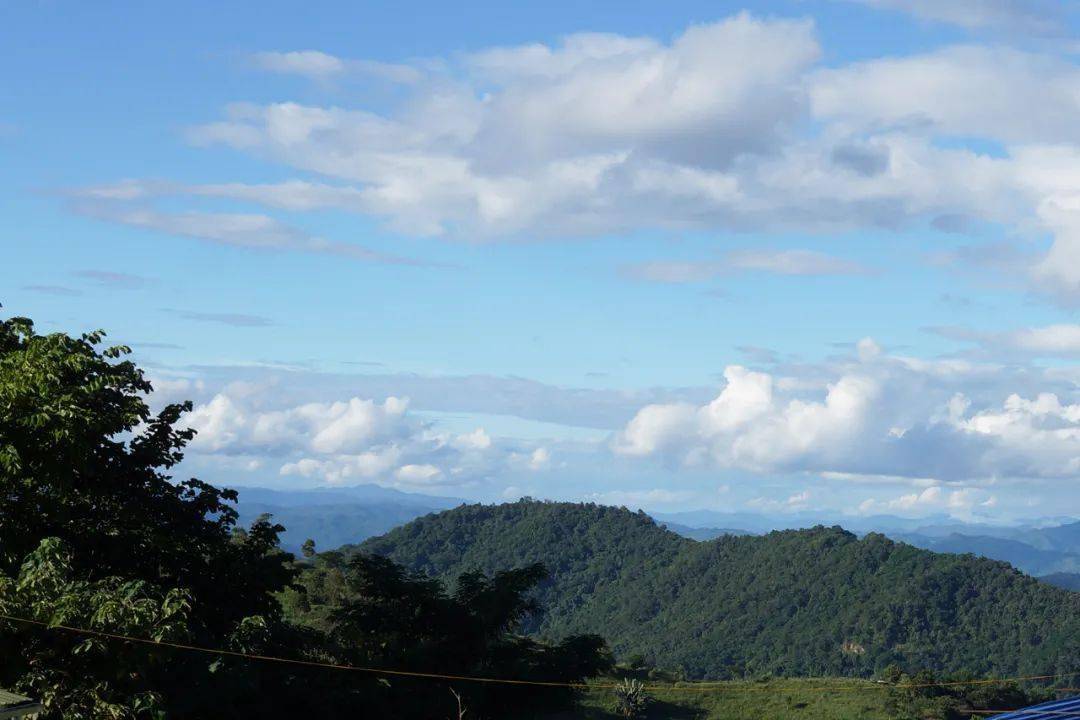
[358,501,1080,680]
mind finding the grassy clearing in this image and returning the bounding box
[560,678,899,719]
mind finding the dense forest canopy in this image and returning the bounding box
[358,500,1080,679]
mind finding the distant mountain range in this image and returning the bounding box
[356,500,1080,679]
[229,484,1080,589]
[231,484,461,553]
[653,509,1080,587]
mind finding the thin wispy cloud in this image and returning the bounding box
[22,284,83,297]
[250,50,421,84]
[926,323,1080,358]
[162,309,275,327]
[840,0,1067,35]
[622,250,871,283]
[71,197,431,266]
[73,269,149,289]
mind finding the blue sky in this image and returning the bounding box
[4,1,1080,522]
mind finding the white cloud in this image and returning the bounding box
[454,427,493,450]
[811,46,1080,145]
[614,364,878,473]
[69,15,1080,304]
[184,15,820,237]
[251,50,422,84]
[615,348,1080,483]
[395,463,443,484]
[508,446,553,471]
[528,447,551,470]
[280,449,402,484]
[179,387,565,489]
[251,51,345,78]
[858,485,998,519]
[930,323,1080,358]
[184,394,412,455]
[586,487,697,508]
[748,489,813,512]
[1013,325,1080,354]
[181,392,453,487]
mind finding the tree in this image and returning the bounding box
[0,317,294,632]
[306,554,612,718]
[0,538,191,718]
[0,316,296,717]
[0,315,614,719]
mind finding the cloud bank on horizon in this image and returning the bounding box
[7,0,1080,522]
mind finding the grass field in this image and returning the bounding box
[558,678,905,719]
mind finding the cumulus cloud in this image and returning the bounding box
[182,14,823,237]
[748,489,813,512]
[176,388,543,488]
[453,427,493,450]
[614,347,1080,483]
[811,46,1080,145]
[184,394,412,455]
[858,485,998,519]
[528,447,551,470]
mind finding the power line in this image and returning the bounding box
[2,611,1078,697]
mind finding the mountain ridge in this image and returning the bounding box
[356,500,1080,680]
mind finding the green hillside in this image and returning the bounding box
[356,500,1080,680]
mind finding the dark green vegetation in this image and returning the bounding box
[358,501,1080,680]
[565,675,1054,720]
[0,316,609,719]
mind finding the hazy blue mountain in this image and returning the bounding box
[1011,520,1080,553]
[1041,572,1080,591]
[231,484,462,553]
[895,532,1080,576]
[659,521,753,541]
[651,509,965,535]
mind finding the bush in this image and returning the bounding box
[613,677,650,719]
